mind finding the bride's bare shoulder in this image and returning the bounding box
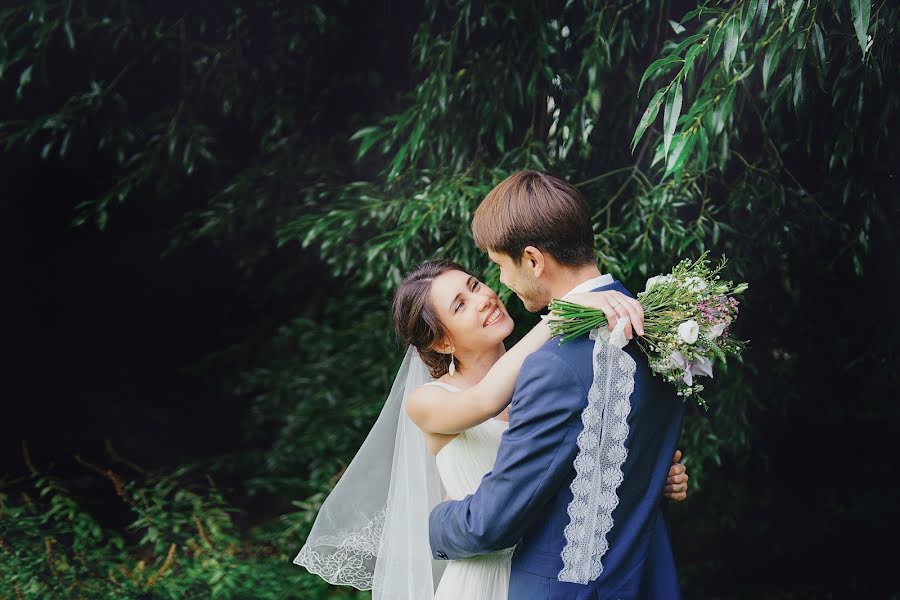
[407,381,463,429]
[406,382,442,426]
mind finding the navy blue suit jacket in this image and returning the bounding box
[428,281,685,599]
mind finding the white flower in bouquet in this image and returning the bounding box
[643,275,672,293]
[676,320,700,344]
[683,276,707,292]
[707,322,727,339]
[651,352,682,373]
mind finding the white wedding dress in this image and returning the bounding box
[427,382,514,600]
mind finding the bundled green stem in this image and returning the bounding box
[548,299,613,343]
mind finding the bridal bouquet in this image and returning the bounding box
[548,253,748,407]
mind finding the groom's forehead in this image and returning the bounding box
[487,250,515,264]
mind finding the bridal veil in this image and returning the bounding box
[294,346,447,598]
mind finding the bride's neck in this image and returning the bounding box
[453,343,506,386]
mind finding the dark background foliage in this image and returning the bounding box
[1,0,898,598]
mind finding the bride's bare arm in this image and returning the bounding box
[407,318,553,435]
[406,290,644,435]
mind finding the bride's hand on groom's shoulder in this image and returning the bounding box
[566,291,645,340]
[663,450,689,502]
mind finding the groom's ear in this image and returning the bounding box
[522,246,546,277]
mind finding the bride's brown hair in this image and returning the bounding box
[392,259,468,378]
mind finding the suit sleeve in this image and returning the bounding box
[428,350,587,560]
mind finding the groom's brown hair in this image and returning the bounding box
[471,170,595,266]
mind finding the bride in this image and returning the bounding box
[295,259,689,599]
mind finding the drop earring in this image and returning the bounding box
[448,350,456,376]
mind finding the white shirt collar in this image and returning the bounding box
[562,274,615,299]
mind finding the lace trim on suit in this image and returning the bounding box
[558,329,635,584]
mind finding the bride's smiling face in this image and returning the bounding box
[428,269,515,353]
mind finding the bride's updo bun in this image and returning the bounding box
[392,259,467,378]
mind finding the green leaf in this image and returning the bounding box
[664,131,697,178]
[638,55,683,95]
[663,81,683,158]
[631,87,666,151]
[788,0,804,32]
[684,43,704,78]
[772,72,794,106]
[59,130,71,157]
[64,21,75,49]
[792,60,803,108]
[736,64,755,82]
[756,0,769,28]
[710,21,726,59]
[713,88,735,135]
[813,23,826,68]
[697,125,710,169]
[718,130,729,171]
[408,120,425,160]
[741,0,759,36]
[682,6,723,22]
[669,19,686,34]
[16,64,32,99]
[856,80,865,116]
[723,18,741,71]
[351,126,384,160]
[387,142,409,180]
[673,33,707,57]
[762,43,783,91]
[650,143,665,167]
[349,126,380,141]
[849,0,871,58]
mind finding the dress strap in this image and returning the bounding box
[422,381,462,392]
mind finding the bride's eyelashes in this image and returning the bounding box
[453,280,481,313]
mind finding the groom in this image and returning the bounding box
[429,170,685,599]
